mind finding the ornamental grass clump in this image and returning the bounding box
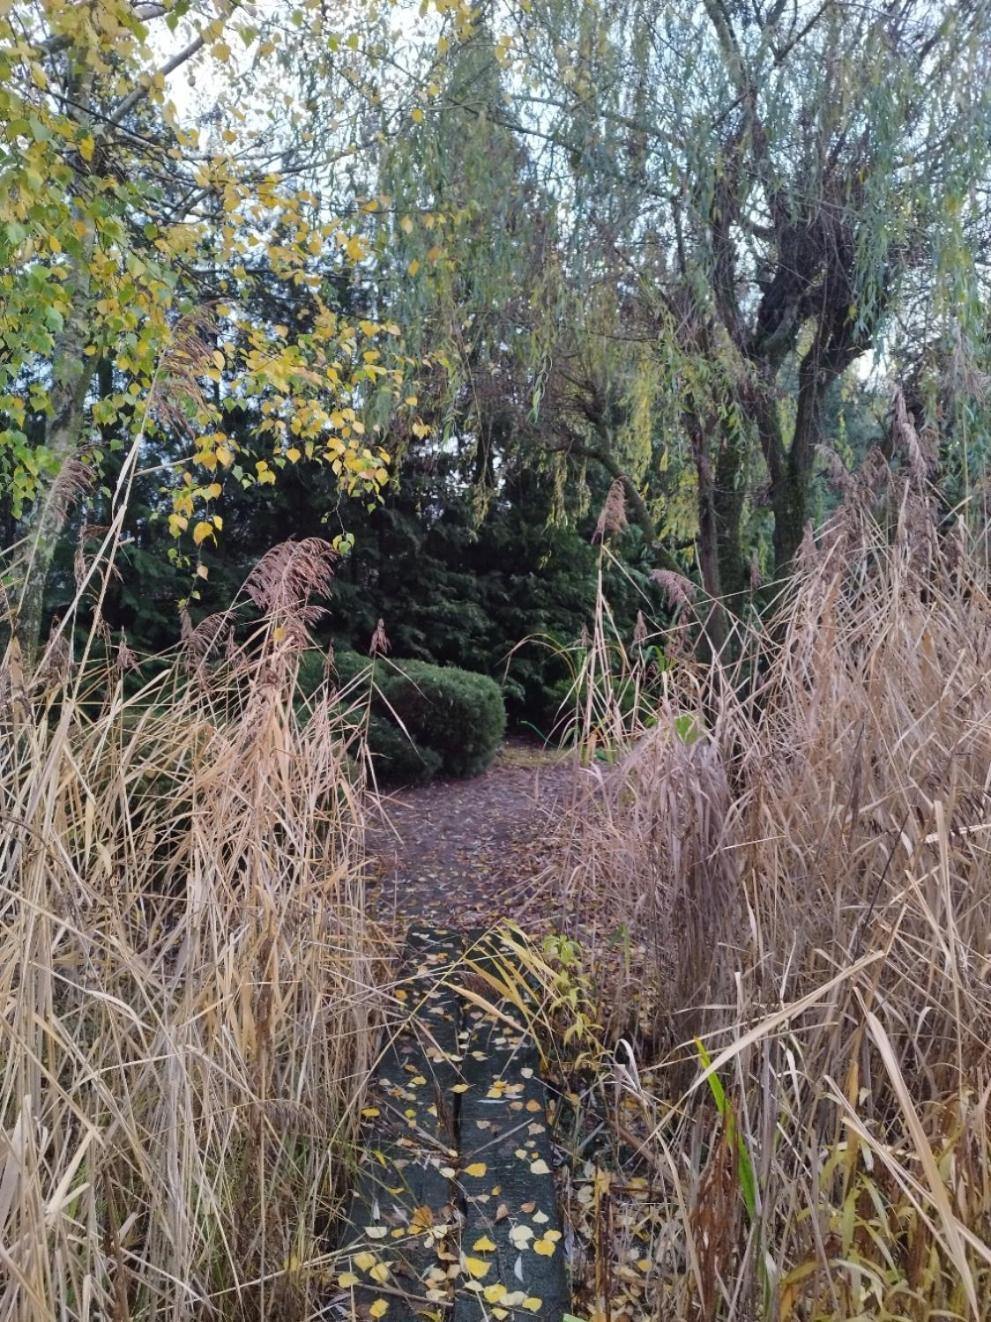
[555,501,991,1320]
[0,538,382,1321]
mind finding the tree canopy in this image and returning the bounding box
[3,0,990,688]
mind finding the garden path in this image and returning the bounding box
[366,739,575,929]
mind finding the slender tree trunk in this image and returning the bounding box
[713,421,747,603]
[689,418,729,656]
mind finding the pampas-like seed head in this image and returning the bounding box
[243,538,337,650]
[593,478,628,543]
[892,386,936,486]
[649,568,697,611]
[369,618,390,657]
[115,632,139,673]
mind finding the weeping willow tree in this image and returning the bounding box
[372,19,695,573]
[469,0,991,606]
[371,23,555,513]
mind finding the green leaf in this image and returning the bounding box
[674,713,697,744]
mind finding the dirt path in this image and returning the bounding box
[366,739,575,929]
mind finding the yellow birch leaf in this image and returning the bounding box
[463,1256,491,1279]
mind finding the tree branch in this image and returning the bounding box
[110,27,207,126]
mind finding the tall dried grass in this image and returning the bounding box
[0,547,381,1320]
[555,497,991,1319]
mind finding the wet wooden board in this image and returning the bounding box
[341,927,465,1320]
[451,933,568,1321]
[337,926,569,1321]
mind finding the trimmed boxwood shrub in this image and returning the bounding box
[297,649,506,783]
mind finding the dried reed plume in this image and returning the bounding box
[49,454,96,523]
[148,305,223,434]
[649,566,697,610]
[242,536,337,648]
[892,385,937,485]
[369,617,391,656]
[593,477,628,542]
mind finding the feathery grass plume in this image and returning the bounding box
[649,567,697,611]
[180,609,230,663]
[548,511,991,1320]
[633,609,648,646]
[593,477,628,542]
[48,453,96,523]
[147,305,222,434]
[114,631,139,672]
[853,442,891,500]
[795,518,818,569]
[369,617,391,656]
[892,385,937,485]
[243,536,337,650]
[816,443,854,494]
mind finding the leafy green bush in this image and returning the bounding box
[298,649,506,782]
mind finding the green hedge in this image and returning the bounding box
[297,650,506,783]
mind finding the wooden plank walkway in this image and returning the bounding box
[336,926,569,1321]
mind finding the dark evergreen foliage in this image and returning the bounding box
[298,648,506,783]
